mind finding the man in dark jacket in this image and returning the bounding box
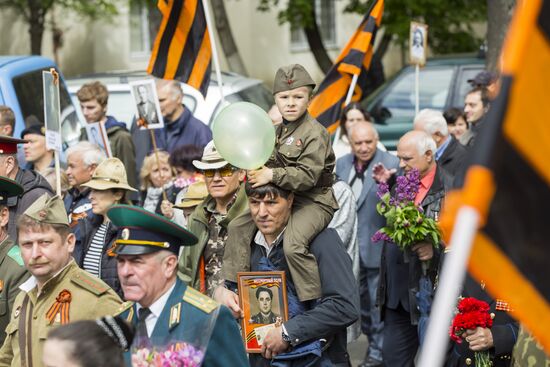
[132,80,211,181]
[215,182,360,367]
[414,109,467,179]
[0,136,54,240]
[460,87,490,147]
[374,130,452,367]
[76,81,138,191]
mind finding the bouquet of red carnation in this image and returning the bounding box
[449,297,493,367]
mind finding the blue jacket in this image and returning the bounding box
[154,108,212,154]
[335,149,399,268]
[118,278,248,367]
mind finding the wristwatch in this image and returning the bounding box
[281,327,291,343]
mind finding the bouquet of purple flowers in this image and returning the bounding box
[371,169,440,251]
[132,342,205,367]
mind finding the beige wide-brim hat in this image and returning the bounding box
[192,140,229,170]
[174,181,208,210]
[81,158,137,192]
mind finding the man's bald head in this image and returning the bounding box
[348,121,379,165]
[397,130,436,177]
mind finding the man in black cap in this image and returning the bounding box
[110,205,248,367]
[0,176,29,345]
[0,136,53,240]
[21,124,54,175]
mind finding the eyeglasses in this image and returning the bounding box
[202,166,237,178]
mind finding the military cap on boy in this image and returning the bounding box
[272,64,316,95]
[0,176,23,206]
[107,205,198,256]
[0,136,26,155]
[23,194,69,226]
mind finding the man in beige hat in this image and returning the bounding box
[223,64,338,302]
[172,181,208,227]
[177,141,247,297]
[74,158,137,296]
[0,194,122,367]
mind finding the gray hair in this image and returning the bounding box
[414,109,449,137]
[348,121,379,140]
[66,141,106,168]
[156,79,183,100]
[414,131,437,155]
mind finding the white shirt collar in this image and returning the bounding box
[136,281,177,336]
[254,228,286,257]
[19,276,37,292]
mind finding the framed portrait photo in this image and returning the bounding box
[410,22,428,66]
[237,271,289,353]
[85,121,112,158]
[129,79,164,130]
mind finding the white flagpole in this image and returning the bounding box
[416,206,480,367]
[334,73,360,143]
[201,0,225,104]
[415,64,420,115]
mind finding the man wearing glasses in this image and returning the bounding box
[178,140,248,296]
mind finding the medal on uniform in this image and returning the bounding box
[46,289,72,325]
[285,137,294,146]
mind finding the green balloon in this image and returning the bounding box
[212,102,276,169]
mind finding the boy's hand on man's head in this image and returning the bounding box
[248,167,273,187]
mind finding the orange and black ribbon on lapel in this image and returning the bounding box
[46,290,72,325]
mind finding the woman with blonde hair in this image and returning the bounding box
[139,150,181,216]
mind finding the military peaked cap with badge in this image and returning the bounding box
[272,64,316,95]
[0,176,23,206]
[107,205,198,256]
[0,136,26,156]
[23,193,69,226]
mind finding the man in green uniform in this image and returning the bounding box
[110,204,248,366]
[0,194,122,367]
[0,177,29,344]
[512,326,550,367]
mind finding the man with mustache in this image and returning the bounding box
[0,194,122,367]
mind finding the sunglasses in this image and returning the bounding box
[202,166,238,178]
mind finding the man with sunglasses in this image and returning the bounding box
[178,141,248,297]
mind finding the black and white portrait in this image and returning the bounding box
[129,79,164,129]
[410,22,428,65]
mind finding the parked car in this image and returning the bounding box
[66,70,274,129]
[0,56,81,149]
[364,56,485,150]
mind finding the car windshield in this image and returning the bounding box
[13,69,81,149]
[376,67,454,122]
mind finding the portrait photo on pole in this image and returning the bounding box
[237,271,289,353]
[42,71,62,151]
[129,79,164,129]
[410,22,428,66]
[85,121,112,158]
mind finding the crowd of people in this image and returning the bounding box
[0,63,546,367]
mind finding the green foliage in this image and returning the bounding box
[257,0,487,54]
[0,0,120,21]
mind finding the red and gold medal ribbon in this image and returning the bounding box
[46,289,72,324]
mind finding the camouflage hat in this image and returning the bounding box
[0,176,23,206]
[81,158,137,192]
[173,181,208,210]
[23,194,69,226]
[272,64,316,95]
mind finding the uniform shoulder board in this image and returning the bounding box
[71,270,109,295]
[7,246,24,266]
[182,287,218,314]
[115,301,135,321]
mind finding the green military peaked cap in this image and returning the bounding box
[24,194,69,226]
[272,64,316,95]
[0,176,23,206]
[107,205,198,256]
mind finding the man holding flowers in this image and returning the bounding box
[373,130,452,367]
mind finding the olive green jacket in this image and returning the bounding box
[177,185,249,291]
[0,259,122,367]
[0,240,29,346]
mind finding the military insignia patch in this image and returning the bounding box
[121,228,130,240]
[285,137,294,146]
[169,303,181,329]
[14,306,21,318]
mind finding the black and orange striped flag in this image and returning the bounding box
[147,0,211,97]
[439,0,550,354]
[308,0,384,133]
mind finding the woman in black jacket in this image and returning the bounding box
[74,158,137,296]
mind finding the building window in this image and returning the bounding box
[129,3,162,56]
[290,0,336,51]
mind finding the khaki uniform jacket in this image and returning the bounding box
[0,240,29,345]
[266,112,338,211]
[0,260,122,367]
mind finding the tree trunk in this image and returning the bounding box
[210,0,248,76]
[304,5,333,74]
[486,0,515,71]
[28,1,46,55]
